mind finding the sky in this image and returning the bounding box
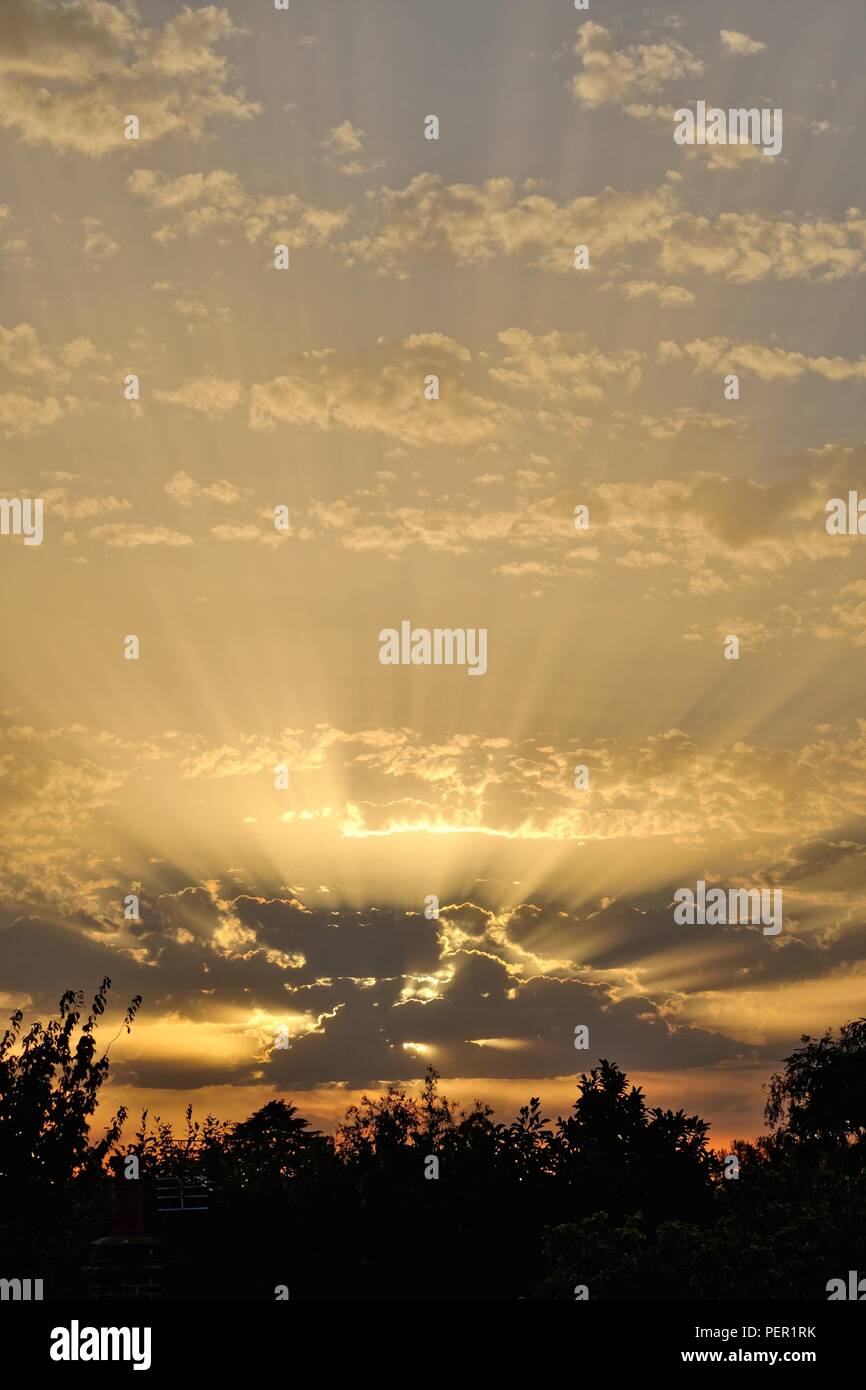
[2,0,866,1146]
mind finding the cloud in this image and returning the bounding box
[275,447,835,586]
[617,407,739,442]
[3,236,33,269]
[165,470,242,506]
[81,217,118,260]
[322,120,363,156]
[0,893,770,1096]
[0,322,100,379]
[320,120,384,177]
[0,391,80,435]
[143,715,866,852]
[1,705,865,1104]
[658,207,866,283]
[210,523,262,542]
[571,21,703,108]
[266,947,756,1089]
[0,0,260,156]
[621,103,777,172]
[42,487,130,522]
[0,322,103,434]
[362,179,866,281]
[126,165,866,286]
[488,327,643,402]
[601,279,695,306]
[128,167,348,246]
[669,336,866,382]
[720,30,766,56]
[155,376,242,415]
[249,335,521,447]
[149,280,229,323]
[306,490,579,561]
[172,296,217,319]
[346,173,680,275]
[818,580,866,648]
[88,523,194,548]
[131,166,680,273]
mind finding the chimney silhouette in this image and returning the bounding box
[86,1177,163,1300]
[112,1175,144,1236]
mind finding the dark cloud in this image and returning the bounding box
[271,949,772,1089]
[2,867,864,1098]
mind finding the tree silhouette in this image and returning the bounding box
[0,979,140,1292]
[231,1100,326,1183]
[0,978,140,1194]
[2,986,865,1300]
[765,1017,866,1148]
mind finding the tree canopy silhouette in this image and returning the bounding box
[0,978,140,1195]
[765,1017,866,1148]
[1,985,865,1300]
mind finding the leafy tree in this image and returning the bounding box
[0,978,140,1194]
[554,1059,714,1226]
[0,979,140,1295]
[231,1099,327,1182]
[765,1018,866,1148]
[501,1097,554,1180]
[534,1211,648,1299]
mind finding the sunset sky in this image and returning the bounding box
[2,0,866,1146]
